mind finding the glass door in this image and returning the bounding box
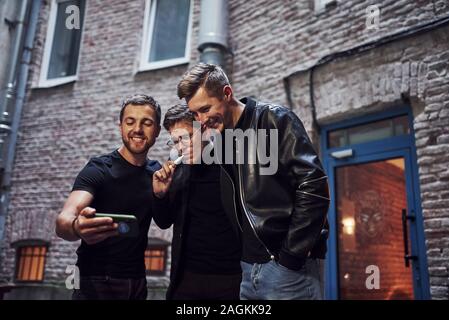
[322,108,430,300]
[336,157,414,299]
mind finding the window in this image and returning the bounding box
[315,0,338,12]
[140,0,193,71]
[14,241,48,282]
[145,238,169,276]
[39,0,86,87]
[328,115,410,148]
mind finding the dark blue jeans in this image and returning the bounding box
[72,275,147,300]
[240,259,323,300]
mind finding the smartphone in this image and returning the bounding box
[95,213,139,238]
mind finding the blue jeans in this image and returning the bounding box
[240,259,323,300]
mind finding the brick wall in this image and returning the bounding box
[1,0,448,299]
[227,0,449,104]
[0,0,203,288]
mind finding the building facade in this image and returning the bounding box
[0,0,448,299]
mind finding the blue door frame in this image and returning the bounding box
[320,106,430,300]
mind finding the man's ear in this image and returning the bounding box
[118,122,123,135]
[155,125,161,138]
[223,85,233,101]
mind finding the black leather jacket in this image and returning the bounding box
[219,97,330,270]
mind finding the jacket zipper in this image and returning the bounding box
[298,175,328,188]
[237,162,275,259]
[220,164,244,233]
[297,175,330,201]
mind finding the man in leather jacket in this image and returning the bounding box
[177,63,330,300]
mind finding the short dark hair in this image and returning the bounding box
[119,94,161,125]
[163,104,195,131]
[177,63,230,101]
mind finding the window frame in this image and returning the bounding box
[12,240,49,283]
[139,0,193,72]
[38,0,86,88]
[144,241,169,276]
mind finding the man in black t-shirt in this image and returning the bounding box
[152,104,241,300]
[55,94,162,300]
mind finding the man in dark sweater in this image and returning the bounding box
[55,94,162,300]
[152,104,241,300]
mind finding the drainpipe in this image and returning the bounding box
[0,0,29,167]
[0,0,41,248]
[198,0,228,67]
[0,1,29,119]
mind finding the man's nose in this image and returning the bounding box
[197,113,207,125]
[193,113,200,122]
[133,123,144,133]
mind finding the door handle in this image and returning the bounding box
[401,209,417,267]
[330,149,353,159]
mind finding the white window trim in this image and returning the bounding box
[37,0,84,88]
[138,0,193,72]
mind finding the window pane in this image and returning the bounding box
[328,115,409,148]
[150,257,163,270]
[149,0,190,62]
[33,246,41,256]
[328,130,347,149]
[393,116,410,135]
[48,0,85,79]
[336,158,414,299]
[347,118,394,146]
[17,248,26,279]
[36,257,43,281]
[29,254,39,281]
[22,254,31,281]
[145,248,166,273]
[16,246,47,281]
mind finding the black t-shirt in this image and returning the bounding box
[72,149,161,278]
[183,164,241,274]
[223,99,271,264]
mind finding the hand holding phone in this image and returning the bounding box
[73,207,119,244]
[94,213,139,238]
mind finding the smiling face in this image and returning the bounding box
[187,86,233,134]
[119,104,160,156]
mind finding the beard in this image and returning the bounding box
[122,135,152,155]
[204,115,223,130]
